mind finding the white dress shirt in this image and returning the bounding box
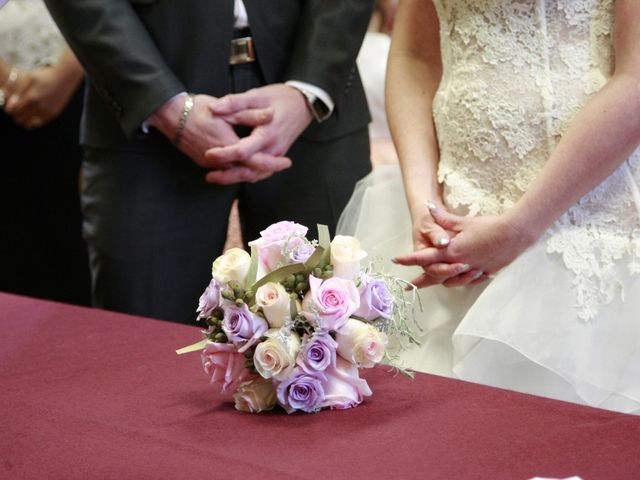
[145,0,334,129]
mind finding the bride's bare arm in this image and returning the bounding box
[394,0,640,281]
[386,0,442,220]
[387,1,479,285]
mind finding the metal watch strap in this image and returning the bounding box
[293,86,330,123]
[172,93,195,147]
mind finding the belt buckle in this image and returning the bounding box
[230,36,255,65]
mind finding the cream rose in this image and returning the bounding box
[335,318,387,368]
[330,235,367,280]
[255,282,291,328]
[211,248,251,286]
[253,329,301,380]
[233,378,277,413]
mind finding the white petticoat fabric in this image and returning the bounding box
[338,165,640,414]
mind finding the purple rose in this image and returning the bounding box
[320,357,372,410]
[288,238,316,264]
[276,368,326,414]
[298,333,337,373]
[222,303,268,353]
[353,275,394,321]
[196,279,221,320]
[301,275,360,332]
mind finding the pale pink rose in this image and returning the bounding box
[249,221,309,275]
[255,282,291,328]
[302,275,360,331]
[233,378,277,413]
[257,221,308,243]
[335,318,388,368]
[320,357,372,410]
[201,342,254,393]
[330,235,367,280]
[254,330,301,380]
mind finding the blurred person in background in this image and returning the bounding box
[357,0,398,167]
[0,0,90,305]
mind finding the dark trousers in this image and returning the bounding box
[0,91,91,306]
[82,60,371,324]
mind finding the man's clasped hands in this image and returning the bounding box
[149,84,313,185]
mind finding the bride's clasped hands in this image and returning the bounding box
[394,202,539,289]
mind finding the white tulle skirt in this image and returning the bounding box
[338,165,640,414]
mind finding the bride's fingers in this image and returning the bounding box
[408,272,442,289]
[393,247,445,267]
[422,225,451,248]
[442,269,484,288]
[426,201,463,232]
[424,262,471,279]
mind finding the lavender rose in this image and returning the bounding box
[297,333,337,373]
[301,275,360,332]
[222,303,269,353]
[288,237,316,264]
[276,368,327,414]
[353,274,394,321]
[196,279,221,320]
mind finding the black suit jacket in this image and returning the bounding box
[44,0,373,149]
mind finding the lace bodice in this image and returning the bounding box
[0,0,66,69]
[432,0,640,319]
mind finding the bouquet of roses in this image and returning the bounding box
[178,221,416,414]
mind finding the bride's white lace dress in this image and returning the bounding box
[339,0,640,413]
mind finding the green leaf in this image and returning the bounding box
[303,246,325,270]
[175,339,208,355]
[289,298,299,319]
[317,224,331,268]
[250,262,306,292]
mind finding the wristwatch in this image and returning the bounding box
[294,86,331,123]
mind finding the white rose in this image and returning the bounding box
[335,318,387,368]
[211,248,252,286]
[233,378,277,413]
[255,282,291,328]
[330,235,367,280]
[253,329,301,380]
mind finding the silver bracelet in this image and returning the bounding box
[172,93,195,147]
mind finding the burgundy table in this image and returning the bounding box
[1,292,639,480]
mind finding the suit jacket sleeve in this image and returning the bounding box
[44,0,184,138]
[284,0,374,111]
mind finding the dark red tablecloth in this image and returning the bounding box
[1,292,639,480]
